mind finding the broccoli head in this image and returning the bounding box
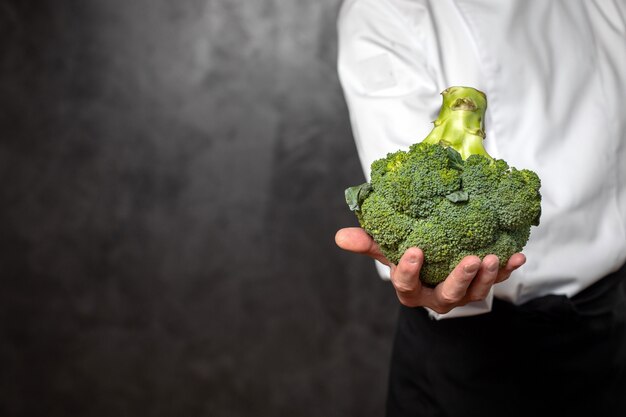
[345,86,542,286]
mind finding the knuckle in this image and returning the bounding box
[484,275,498,286]
[438,289,459,305]
[459,274,475,286]
[394,282,417,295]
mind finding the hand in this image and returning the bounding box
[335,227,526,314]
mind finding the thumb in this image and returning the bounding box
[335,227,389,265]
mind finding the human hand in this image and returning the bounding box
[335,227,526,314]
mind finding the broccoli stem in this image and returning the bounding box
[422,86,492,160]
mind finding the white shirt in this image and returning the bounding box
[337,0,626,318]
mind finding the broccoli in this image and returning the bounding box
[345,86,541,286]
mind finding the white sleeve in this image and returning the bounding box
[337,0,441,179]
[337,0,493,319]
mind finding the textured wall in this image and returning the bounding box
[0,1,398,416]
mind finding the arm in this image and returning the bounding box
[337,0,524,316]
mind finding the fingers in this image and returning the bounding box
[430,253,527,313]
[432,255,481,313]
[335,227,389,265]
[389,248,429,306]
[495,252,526,283]
[464,254,500,302]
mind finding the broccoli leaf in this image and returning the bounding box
[345,182,373,211]
[445,191,469,203]
[446,147,465,171]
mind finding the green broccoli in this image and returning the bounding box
[345,86,541,286]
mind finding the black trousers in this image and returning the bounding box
[386,264,626,417]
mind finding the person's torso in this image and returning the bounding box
[386,0,626,303]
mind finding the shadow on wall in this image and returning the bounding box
[0,1,399,416]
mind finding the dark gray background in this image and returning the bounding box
[0,0,400,416]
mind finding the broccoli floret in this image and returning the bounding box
[495,168,542,230]
[356,193,416,250]
[399,219,453,264]
[371,144,461,218]
[434,197,499,250]
[419,261,456,287]
[461,154,509,196]
[345,86,542,286]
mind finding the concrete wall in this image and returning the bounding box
[0,1,398,415]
